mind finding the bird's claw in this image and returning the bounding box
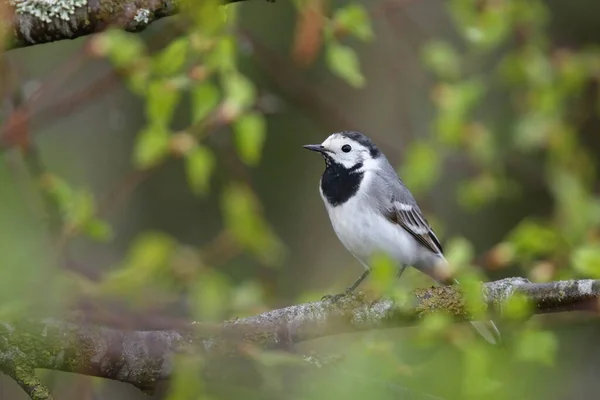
[321,293,346,302]
[321,288,353,303]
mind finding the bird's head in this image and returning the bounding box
[303,131,381,169]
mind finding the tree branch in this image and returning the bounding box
[4,0,267,49]
[0,277,596,398]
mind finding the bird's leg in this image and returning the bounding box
[396,264,407,280]
[321,270,370,302]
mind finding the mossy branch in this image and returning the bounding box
[4,0,271,49]
[0,277,597,398]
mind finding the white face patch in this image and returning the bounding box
[321,134,372,169]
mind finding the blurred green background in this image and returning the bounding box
[1,0,600,399]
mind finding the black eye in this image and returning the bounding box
[342,144,352,153]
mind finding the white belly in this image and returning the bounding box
[322,193,422,269]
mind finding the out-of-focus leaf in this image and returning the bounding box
[97,30,147,68]
[41,174,72,215]
[422,41,460,80]
[513,114,552,150]
[222,71,256,116]
[507,219,561,260]
[233,112,267,166]
[101,232,178,305]
[369,252,396,295]
[457,173,502,211]
[253,350,306,367]
[207,36,237,72]
[146,81,182,127]
[462,343,498,397]
[133,124,171,168]
[572,245,600,278]
[66,190,94,228]
[165,354,205,400]
[398,141,440,195]
[449,0,512,50]
[221,183,286,267]
[503,292,533,321]
[434,79,485,145]
[444,237,475,275]
[185,146,215,195]
[128,232,175,267]
[191,81,220,124]
[153,37,189,76]
[291,0,326,67]
[83,218,113,242]
[332,3,374,41]
[415,313,452,345]
[230,280,265,315]
[191,269,230,321]
[326,43,365,88]
[548,169,594,243]
[186,0,227,35]
[515,329,557,366]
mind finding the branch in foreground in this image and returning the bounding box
[0,277,597,395]
[5,0,267,49]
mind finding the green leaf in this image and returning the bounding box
[191,270,230,321]
[67,190,95,228]
[166,354,205,400]
[332,3,374,41]
[369,252,396,294]
[187,0,227,35]
[207,36,237,72]
[185,146,215,195]
[503,292,532,321]
[134,124,171,169]
[444,237,475,271]
[153,37,189,76]
[191,81,220,124]
[84,218,113,242]
[422,41,461,80]
[507,219,561,260]
[146,81,182,127]
[233,112,267,166]
[515,329,557,366]
[100,30,147,68]
[222,71,256,115]
[126,232,176,272]
[398,141,440,195]
[221,183,285,267]
[101,232,178,305]
[572,245,600,278]
[434,79,485,145]
[326,43,365,88]
[42,174,73,218]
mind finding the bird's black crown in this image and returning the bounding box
[337,131,381,159]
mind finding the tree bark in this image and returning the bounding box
[4,0,263,49]
[0,277,597,398]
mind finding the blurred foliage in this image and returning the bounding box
[0,0,599,399]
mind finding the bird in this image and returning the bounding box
[303,130,500,344]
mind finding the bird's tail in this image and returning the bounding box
[469,320,501,345]
[448,278,501,345]
[426,258,501,344]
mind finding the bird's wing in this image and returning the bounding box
[383,200,444,256]
[371,168,443,256]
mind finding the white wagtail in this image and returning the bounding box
[303,130,500,344]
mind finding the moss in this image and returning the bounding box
[413,286,469,319]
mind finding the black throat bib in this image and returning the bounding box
[320,158,364,207]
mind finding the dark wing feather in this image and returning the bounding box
[384,202,444,255]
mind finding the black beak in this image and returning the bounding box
[303,144,328,153]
